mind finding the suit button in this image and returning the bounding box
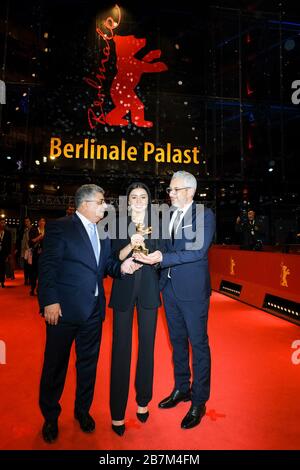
[91,291,94,295]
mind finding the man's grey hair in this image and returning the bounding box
[75,184,104,209]
[172,171,197,194]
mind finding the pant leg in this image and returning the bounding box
[74,300,103,414]
[30,254,38,292]
[0,258,5,284]
[162,281,190,393]
[24,259,31,283]
[135,305,158,407]
[39,320,77,422]
[179,298,211,405]
[110,306,134,421]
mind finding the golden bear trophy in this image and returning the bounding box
[132,223,152,255]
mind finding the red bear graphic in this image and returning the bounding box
[105,35,168,127]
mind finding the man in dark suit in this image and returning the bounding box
[134,171,215,429]
[29,217,46,296]
[38,184,140,443]
[235,209,264,251]
[19,216,32,285]
[0,219,12,288]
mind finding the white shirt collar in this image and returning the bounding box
[170,200,194,232]
[176,200,193,217]
[76,210,94,231]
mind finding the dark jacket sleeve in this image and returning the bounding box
[38,221,65,308]
[160,209,216,268]
[1,231,12,259]
[157,235,167,255]
[104,239,122,278]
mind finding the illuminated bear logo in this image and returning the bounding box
[105,35,168,127]
[280,262,290,287]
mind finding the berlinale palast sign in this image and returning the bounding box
[49,5,202,167]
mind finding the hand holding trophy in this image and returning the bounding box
[131,223,152,255]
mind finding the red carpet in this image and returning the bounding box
[0,272,299,450]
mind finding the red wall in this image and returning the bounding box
[209,246,300,309]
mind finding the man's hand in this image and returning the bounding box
[44,303,62,326]
[121,257,143,275]
[236,216,241,224]
[133,250,163,265]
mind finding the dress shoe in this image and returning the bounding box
[158,389,191,409]
[181,404,206,429]
[112,424,125,436]
[42,421,58,443]
[74,411,95,433]
[136,411,149,423]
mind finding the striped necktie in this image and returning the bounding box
[171,210,183,243]
[89,223,99,264]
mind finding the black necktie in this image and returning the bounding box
[171,210,183,243]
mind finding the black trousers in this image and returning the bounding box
[23,259,31,283]
[39,298,102,422]
[110,302,158,421]
[30,253,39,292]
[163,281,211,406]
[0,257,6,284]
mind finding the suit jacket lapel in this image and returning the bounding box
[166,207,176,250]
[173,202,195,248]
[98,238,108,271]
[72,213,97,269]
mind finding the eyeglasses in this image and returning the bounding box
[166,187,191,195]
[85,199,106,206]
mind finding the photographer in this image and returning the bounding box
[235,209,264,251]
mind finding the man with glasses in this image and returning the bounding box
[38,184,141,443]
[134,171,215,429]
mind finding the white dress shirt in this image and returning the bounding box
[169,200,194,236]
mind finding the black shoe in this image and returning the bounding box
[30,290,35,296]
[181,404,206,429]
[42,421,58,443]
[74,411,95,433]
[1,283,5,288]
[158,389,191,409]
[112,424,125,436]
[136,411,149,423]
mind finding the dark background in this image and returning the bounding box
[1,0,300,245]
